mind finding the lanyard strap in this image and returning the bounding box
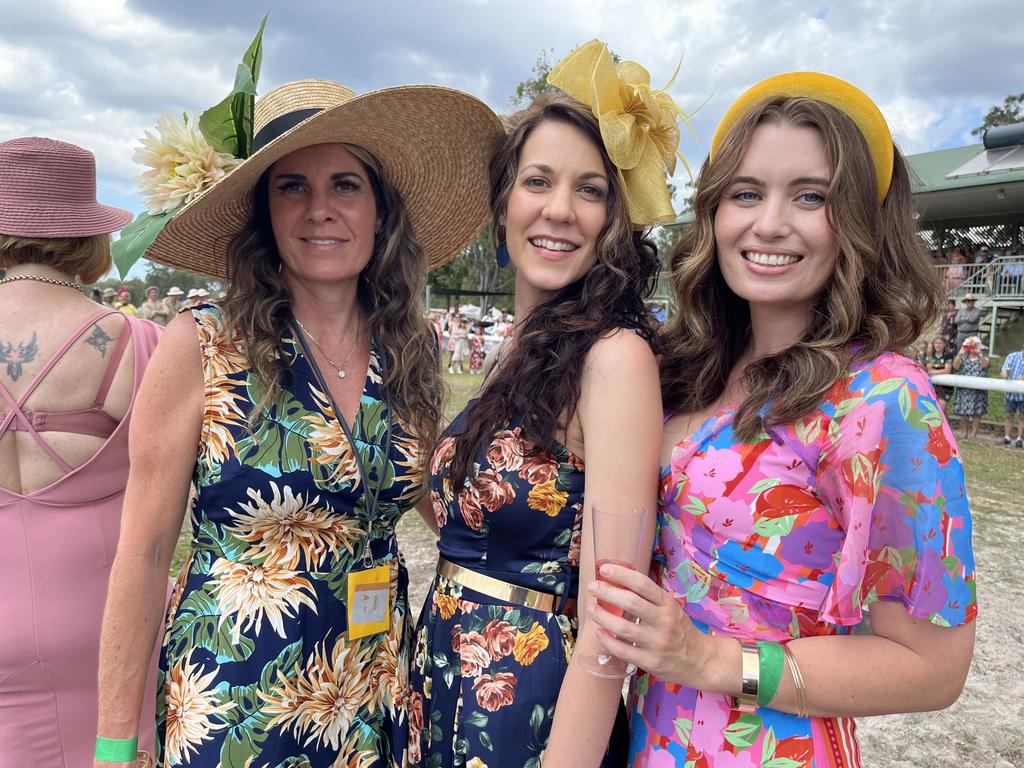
[290,319,394,567]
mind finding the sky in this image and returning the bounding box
[1,0,1021,236]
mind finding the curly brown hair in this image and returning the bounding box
[447,93,661,487]
[660,97,944,441]
[220,143,444,460]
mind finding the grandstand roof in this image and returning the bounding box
[665,142,1024,231]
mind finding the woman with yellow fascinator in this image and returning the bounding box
[407,40,692,767]
[587,73,978,766]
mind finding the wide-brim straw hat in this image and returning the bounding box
[144,79,504,279]
[166,286,184,296]
[0,137,133,237]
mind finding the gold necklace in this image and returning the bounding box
[0,273,83,293]
[295,318,360,380]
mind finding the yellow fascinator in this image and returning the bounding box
[711,72,894,201]
[548,39,693,227]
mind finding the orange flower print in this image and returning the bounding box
[459,630,492,677]
[486,429,526,473]
[473,469,516,512]
[568,504,583,565]
[435,591,459,621]
[431,489,448,529]
[512,622,549,666]
[482,620,517,661]
[431,435,457,475]
[473,672,517,712]
[519,452,559,485]
[527,481,568,517]
[408,690,424,764]
[458,488,485,531]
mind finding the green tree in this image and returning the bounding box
[972,92,1024,137]
[510,49,556,109]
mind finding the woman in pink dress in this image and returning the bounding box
[0,138,162,767]
[586,74,977,767]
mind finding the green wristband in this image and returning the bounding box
[95,736,138,762]
[757,641,785,706]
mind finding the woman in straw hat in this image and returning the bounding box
[408,40,686,767]
[95,80,502,768]
[0,137,163,767]
[588,73,977,766]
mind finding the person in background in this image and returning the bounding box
[139,286,172,325]
[927,336,954,411]
[955,294,981,347]
[0,136,163,767]
[911,338,928,367]
[101,287,117,307]
[468,321,485,374]
[938,297,958,349]
[114,289,138,316]
[952,335,990,441]
[590,72,976,767]
[1000,338,1024,448]
[163,285,184,315]
[945,249,966,291]
[448,313,469,374]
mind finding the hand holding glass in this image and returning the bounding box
[577,503,647,678]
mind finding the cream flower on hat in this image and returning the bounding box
[134,113,243,215]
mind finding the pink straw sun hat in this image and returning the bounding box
[0,137,133,237]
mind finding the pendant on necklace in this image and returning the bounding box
[338,370,346,379]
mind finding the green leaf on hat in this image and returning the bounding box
[111,211,172,278]
[198,13,268,158]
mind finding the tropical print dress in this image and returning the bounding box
[629,352,977,767]
[408,412,626,768]
[157,305,421,768]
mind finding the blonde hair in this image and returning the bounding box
[0,234,112,283]
[660,97,944,441]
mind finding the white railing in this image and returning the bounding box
[931,374,1024,393]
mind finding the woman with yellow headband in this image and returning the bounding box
[407,40,687,766]
[588,73,977,766]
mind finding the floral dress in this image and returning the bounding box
[157,305,421,768]
[629,352,977,767]
[951,356,989,417]
[408,413,626,768]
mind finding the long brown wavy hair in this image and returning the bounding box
[447,94,661,487]
[220,143,444,459]
[660,97,944,441]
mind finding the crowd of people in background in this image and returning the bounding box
[85,284,216,324]
[928,243,1024,294]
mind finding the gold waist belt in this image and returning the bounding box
[436,556,576,616]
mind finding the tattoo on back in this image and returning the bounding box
[86,324,114,357]
[0,331,39,381]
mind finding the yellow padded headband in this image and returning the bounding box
[710,72,894,201]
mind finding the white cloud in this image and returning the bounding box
[1,0,1020,217]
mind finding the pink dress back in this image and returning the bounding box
[0,311,162,767]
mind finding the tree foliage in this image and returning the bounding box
[972,92,1024,137]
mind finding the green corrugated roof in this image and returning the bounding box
[907,144,1024,193]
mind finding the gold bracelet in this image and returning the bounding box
[733,640,760,712]
[782,642,808,717]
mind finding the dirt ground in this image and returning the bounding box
[396,441,1024,768]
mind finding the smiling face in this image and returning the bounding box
[500,119,609,310]
[714,122,839,317]
[268,143,380,289]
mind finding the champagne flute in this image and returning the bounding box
[576,502,647,678]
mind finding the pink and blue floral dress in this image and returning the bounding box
[629,352,977,767]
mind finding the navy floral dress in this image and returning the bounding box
[156,305,421,768]
[408,410,626,768]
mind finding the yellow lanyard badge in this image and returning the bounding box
[347,563,391,640]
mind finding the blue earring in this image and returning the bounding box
[495,242,510,268]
